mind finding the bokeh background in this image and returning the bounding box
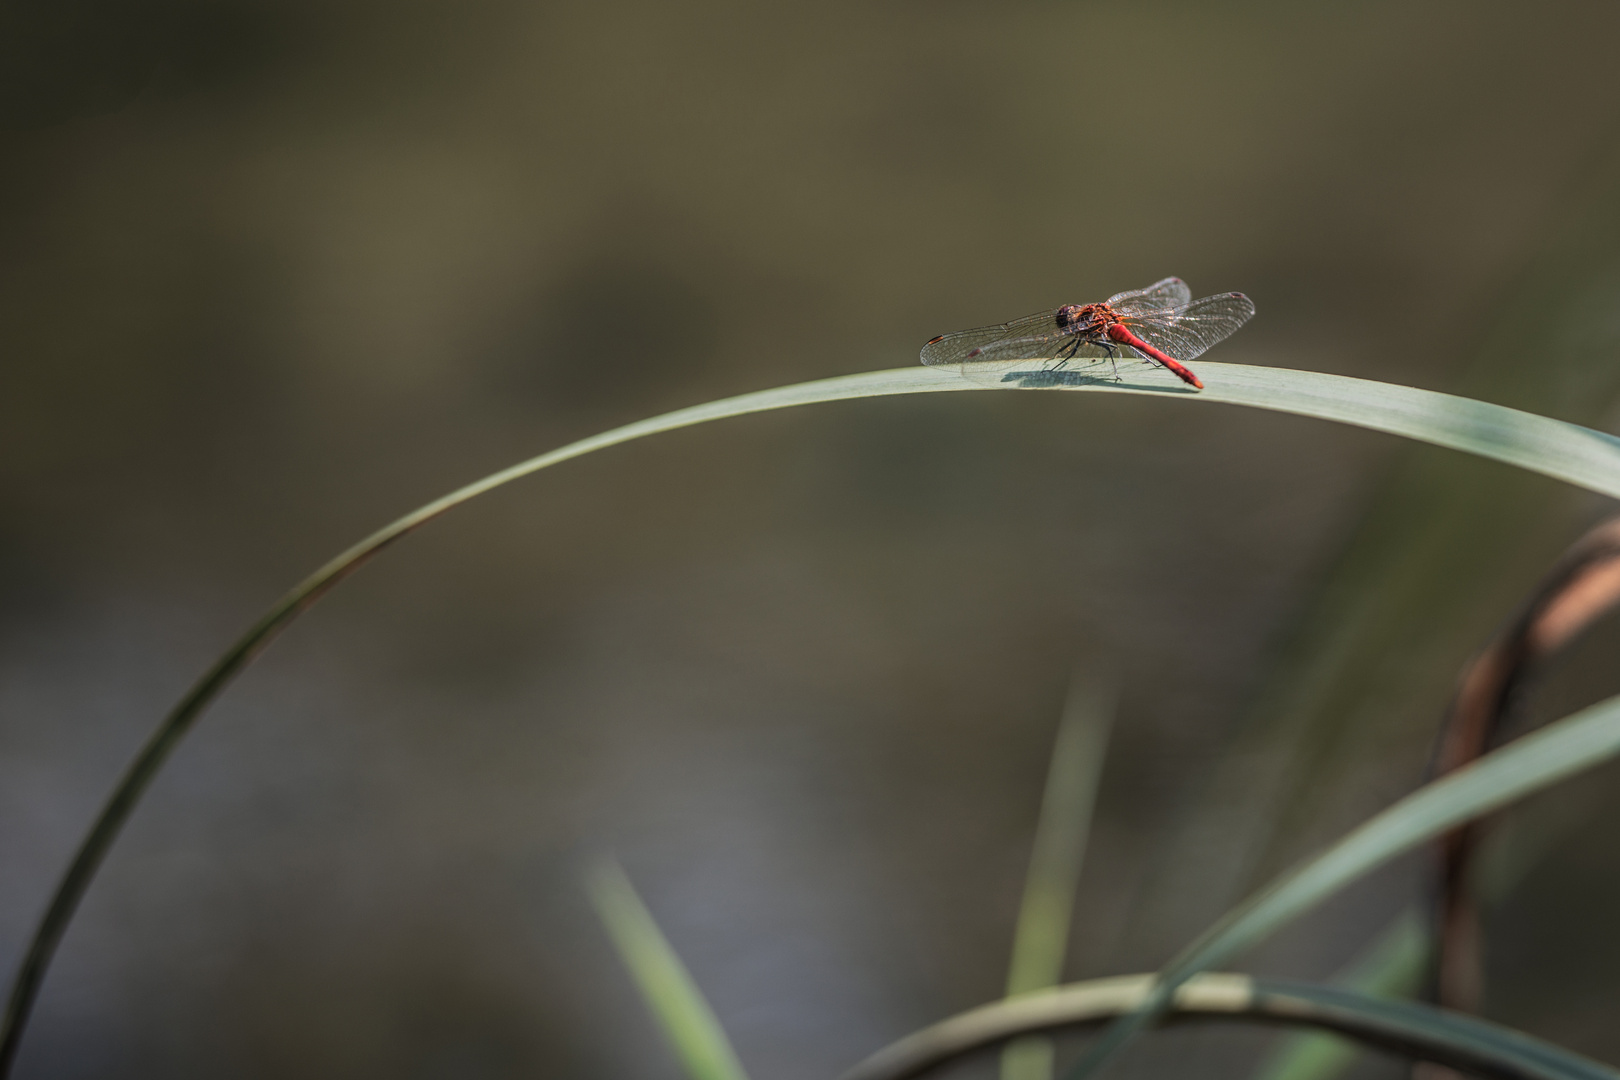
[5,2,1620,1077]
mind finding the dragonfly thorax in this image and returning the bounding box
[1054,302,1120,335]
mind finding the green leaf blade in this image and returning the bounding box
[586,859,750,1080]
[1249,909,1429,1080]
[11,359,1620,1075]
[1002,674,1118,1080]
[986,361,1620,500]
[1006,673,1117,999]
[1067,691,1620,1080]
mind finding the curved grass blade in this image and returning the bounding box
[1180,154,1620,935]
[1248,979,1618,1080]
[1248,908,1429,1080]
[7,361,1620,1075]
[586,859,750,1080]
[1064,691,1620,1080]
[1002,671,1118,1080]
[840,972,1617,1080]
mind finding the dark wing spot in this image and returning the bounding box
[967,347,982,357]
[926,335,945,345]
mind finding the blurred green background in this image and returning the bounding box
[4,1,1620,1077]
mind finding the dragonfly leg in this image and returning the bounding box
[1050,335,1086,371]
[1095,340,1124,382]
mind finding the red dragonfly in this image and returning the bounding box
[920,278,1255,390]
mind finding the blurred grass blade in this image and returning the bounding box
[1002,672,1118,1080]
[1252,730,1620,1080]
[1249,908,1429,1080]
[842,972,1617,1080]
[1247,979,1617,1080]
[1006,672,1119,995]
[1066,690,1620,1080]
[586,859,750,1080]
[1146,163,1620,946]
[10,360,1620,1076]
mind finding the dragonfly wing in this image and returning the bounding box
[1126,292,1255,362]
[1108,277,1192,317]
[921,310,1079,367]
[921,309,1128,389]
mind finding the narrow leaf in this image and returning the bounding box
[1065,691,1620,1079]
[1249,908,1429,1080]
[586,859,750,1080]
[842,972,1617,1080]
[1002,672,1118,1080]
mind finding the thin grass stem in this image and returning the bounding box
[586,859,750,1080]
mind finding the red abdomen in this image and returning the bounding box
[1105,324,1203,389]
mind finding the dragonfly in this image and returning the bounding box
[920,278,1255,390]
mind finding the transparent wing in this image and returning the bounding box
[1108,277,1192,317]
[921,308,1165,389]
[920,310,1082,367]
[1123,292,1255,362]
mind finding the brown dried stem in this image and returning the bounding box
[1430,517,1620,1013]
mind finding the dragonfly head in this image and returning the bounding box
[1054,304,1086,331]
